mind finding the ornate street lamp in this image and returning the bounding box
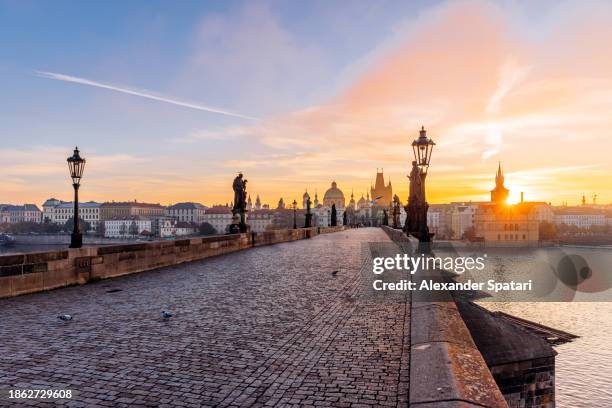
[292,199,298,229]
[67,147,86,248]
[412,126,435,176]
[405,127,435,243]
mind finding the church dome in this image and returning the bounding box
[323,181,345,208]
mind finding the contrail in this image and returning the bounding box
[34,70,258,121]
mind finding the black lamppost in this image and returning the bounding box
[405,127,435,242]
[412,126,435,187]
[67,147,86,248]
[292,199,297,229]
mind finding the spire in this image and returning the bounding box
[495,161,504,186]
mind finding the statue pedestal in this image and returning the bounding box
[230,211,249,234]
[304,213,312,228]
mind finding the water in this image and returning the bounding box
[435,244,612,407]
[485,302,612,407]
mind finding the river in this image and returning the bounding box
[435,244,612,407]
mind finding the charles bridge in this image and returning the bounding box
[0,227,555,407]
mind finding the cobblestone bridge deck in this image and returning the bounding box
[1,228,411,407]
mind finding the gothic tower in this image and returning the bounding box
[370,168,393,207]
[490,162,509,204]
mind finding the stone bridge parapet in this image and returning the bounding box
[0,226,346,299]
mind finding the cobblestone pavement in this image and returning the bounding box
[0,228,410,407]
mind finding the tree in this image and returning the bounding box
[64,217,91,234]
[331,204,337,227]
[129,220,139,237]
[539,221,558,241]
[199,222,217,236]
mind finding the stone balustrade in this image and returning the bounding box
[0,226,346,299]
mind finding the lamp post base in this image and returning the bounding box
[69,233,83,249]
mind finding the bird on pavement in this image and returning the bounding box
[160,310,173,319]
[57,314,72,321]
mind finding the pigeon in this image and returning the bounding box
[160,310,173,319]
[331,270,339,277]
[57,314,72,321]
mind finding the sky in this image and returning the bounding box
[1,0,611,207]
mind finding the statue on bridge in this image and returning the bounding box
[404,160,432,243]
[392,195,401,229]
[330,204,337,227]
[304,198,313,228]
[230,173,249,233]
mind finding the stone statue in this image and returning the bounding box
[231,173,249,233]
[408,161,423,205]
[392,195,400,228]
[232,173,247,214]
[404,161,431,243]
[331,204,337,227]
[304,198,313,228]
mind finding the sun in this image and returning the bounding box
[506,188,532,204]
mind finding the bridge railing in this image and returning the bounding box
[0,226,346,299]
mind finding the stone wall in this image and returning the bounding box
[10,234,134,245]
[380,225,510,408]
[0,226,346,299]
[491,357,555,408]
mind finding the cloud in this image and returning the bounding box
[34,70,258,121]
[174,2,333,116]
[206,0,612,204]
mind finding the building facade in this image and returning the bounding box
[104,217,152,238]
[100,201,165,221]
[0,204,42,223]
[201,206,233,234]
[158,219,196,238]
[165,202,207,224]
[51,202,101,231]
[249,210,275,232]
[474,164,539,246]
[554,208,606,228]
[475,203,540,246]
